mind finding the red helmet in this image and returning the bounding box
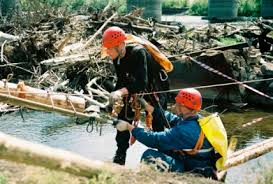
[175,88,202,111]
[102,26,126,48]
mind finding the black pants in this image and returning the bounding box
[115,93,168,155]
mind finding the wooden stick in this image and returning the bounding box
[56,32,73,52]
[82,12,118,49]
[0,131,124,178]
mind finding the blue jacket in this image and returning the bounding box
[131,108,214,161]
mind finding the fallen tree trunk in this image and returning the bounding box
[224,137,273,170]
[0,131,123,178]
[0,92,114,124]
[0,81,85,112]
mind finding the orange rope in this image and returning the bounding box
[17,81,26,98]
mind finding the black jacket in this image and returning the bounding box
[113,44,166,95]
[114,44,169,129]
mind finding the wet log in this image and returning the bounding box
[0,131,123,178]
[224,137,273,170]
[0,81,85,112]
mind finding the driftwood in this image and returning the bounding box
[74,91,108,109]
[82,12,118,49]
[41,54,91,66]
[260,22,273,32]
[0,132,123,178]
[56,32,73,52]
[0,31,19,43]
[124,14,180,31]
[0,81,85,112]
[89,20,154,33]
[86,77,110,99]
[168,42,249,58]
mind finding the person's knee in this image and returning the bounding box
[141,149,157,161]
[141,149,171,172]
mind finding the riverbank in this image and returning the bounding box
[0,159,220,184]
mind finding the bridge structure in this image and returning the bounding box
[127,0,273,21]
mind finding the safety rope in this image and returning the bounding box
[189,57,273,100]
[66,94,77,116]
[136,77,273,99]
[1,78,273,99]
[48,91,55,110]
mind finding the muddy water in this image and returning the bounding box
[0,108,273,183]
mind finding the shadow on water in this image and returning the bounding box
[0,107,273,183]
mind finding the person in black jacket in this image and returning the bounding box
[102,26,169,165]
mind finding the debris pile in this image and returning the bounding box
[0,7,272,107]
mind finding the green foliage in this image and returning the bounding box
[66,0,86,10]
[162,0,189,9]
[219,37,239,46]
[238,0,260,16]
[0,176,6,184]
[189,0,208,16]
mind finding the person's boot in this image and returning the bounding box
[113,152,126,165]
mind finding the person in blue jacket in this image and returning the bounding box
[114,88,218,179]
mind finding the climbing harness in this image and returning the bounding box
[130,95,142,145]
[174,130,206,155]
[174,113,227,171]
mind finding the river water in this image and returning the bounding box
[0,107,273,183]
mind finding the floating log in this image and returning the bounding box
[0,81,85,112]
[0,131,123,178]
